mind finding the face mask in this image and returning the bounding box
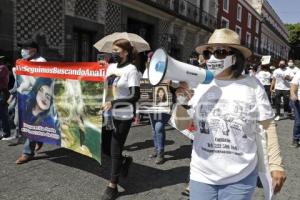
[177,95,189,105]
[21,49,31,59]
[110,52,122,63]
[279,64,285,69]
[288,62,294,67]
[206,55,236,75]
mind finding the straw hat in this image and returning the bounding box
[196,28,252,58]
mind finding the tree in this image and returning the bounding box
[285,23,300,44]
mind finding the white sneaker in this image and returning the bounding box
[1,136,17,141]
[274,115,280,121]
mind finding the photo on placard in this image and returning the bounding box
[154,86,169,107]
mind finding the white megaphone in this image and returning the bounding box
[148,48,214,88]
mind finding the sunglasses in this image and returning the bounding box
[203,48,234,60]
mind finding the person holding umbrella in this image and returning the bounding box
[94,33,150,200]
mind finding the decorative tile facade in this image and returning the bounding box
[105,0,122,35]
[97,0,107,24]
[158,20,170,50]
[15,0,64,50]
[182,30,196,60]
[9,0,213,61]
[75,0,97,21]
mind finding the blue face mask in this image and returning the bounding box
[21,49,31,59]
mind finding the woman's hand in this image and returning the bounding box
[102,102,112,111]
[98,60,108,67]
[270,89,275,96]
[271,170,286,194]
[176,82,193,99]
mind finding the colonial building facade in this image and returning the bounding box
[0,0,218,64]
[218,0,262,60]
[218,0,289,62]
[0,0,105,62]
[247,0,290,61]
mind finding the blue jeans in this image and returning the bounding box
[149,113,170,152]
[290,100,300,140]
[23,139,43,156]
[190,168,258,200]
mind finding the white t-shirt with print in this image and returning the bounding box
[255,71,271,86]
[287,66,299,77]
[188,76,274,185]
[106,63,140,119]
[291,71,300,99]
[273,68,293,90]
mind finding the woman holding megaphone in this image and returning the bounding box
[176,29,286,200]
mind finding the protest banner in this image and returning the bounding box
[137,78,173,114]
[16,60,107,164]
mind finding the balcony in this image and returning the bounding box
[261,48,285,59]
[262,18,289,45]
[137,0,217,32]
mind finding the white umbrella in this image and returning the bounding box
[93,32,151,53]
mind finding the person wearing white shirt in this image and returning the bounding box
[15,39,47,164]
[255,65,272,103]
[290,70,300,147]
[176,29,286,200]
[270,60,293,121]
[287,60,299,77]
[101,39,140,200]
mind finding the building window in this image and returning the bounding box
[256,19,259,33]
[254,37,259,53]
[237,4,242,22]
[248,13,252,28]
[235,25,242,38]
[221,17,229,28]
[72,29,94,62]
[246,32,251,48]
[223,0,229,13]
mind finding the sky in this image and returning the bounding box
[268,0,300,24]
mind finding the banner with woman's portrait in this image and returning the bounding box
[16,60,107,164]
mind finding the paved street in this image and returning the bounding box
[0,118,299,200]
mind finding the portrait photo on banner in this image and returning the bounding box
[17,76,61,145]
